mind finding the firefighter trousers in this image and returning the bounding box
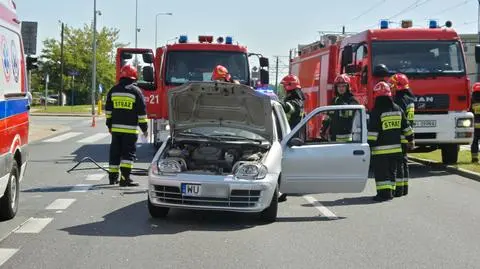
[395,144,409,196]
[372,155,398,200]
[471,129,480,161]
[108,133,137,183]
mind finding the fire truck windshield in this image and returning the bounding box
[165,51,249,85]
[371,40,466,76]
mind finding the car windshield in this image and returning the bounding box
[165,51,249,85]
[371,40,466,76]
[178,127,268,142]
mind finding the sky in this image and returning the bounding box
[15,0,480,79]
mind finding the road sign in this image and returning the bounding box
[68,70,79,76]
[21,21,38,55]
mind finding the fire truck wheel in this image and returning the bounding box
[441,144,459,165]
[0,162,19,221]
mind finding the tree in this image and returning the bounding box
[30,23,128,105]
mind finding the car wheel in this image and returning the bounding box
[0,162,20,221]
[148,196,169,218]
[259,186,278,223]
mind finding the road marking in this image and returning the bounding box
[14,217,53,233]
[303,195,337,219]
[43,132,82,143]
[85,174,105,181]
[69,184,93,192]
[78,133,110,143]
[45,198,76,210]
[0,248,18,266]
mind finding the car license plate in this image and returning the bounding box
[414,120,436,128]
[181,183,201,196]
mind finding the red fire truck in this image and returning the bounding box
[115,35,269,148]
[289,20,474,164]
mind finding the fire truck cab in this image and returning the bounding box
[115,35,270,148]
[290,20,474,164]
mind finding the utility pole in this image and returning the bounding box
[275,56,279,92]
[135,0,138,48]
[59,22,64,106]
[477,0,480,82]
[91,0,97,116]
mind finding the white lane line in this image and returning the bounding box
[43,132,82,143]
[69,184,93,192]
[14,217,53,233]
[78,133,110,143]
[85,174,105,181]
[45,198,76,210]
[0,248,19,267]
[303,195,338,219]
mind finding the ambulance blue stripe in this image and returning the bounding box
[0,99,29,120]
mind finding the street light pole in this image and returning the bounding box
[135,0,138,48]
[155,12,173,48]
[59,22,64,106]
[477,0,480,82]
[91,0,97,117]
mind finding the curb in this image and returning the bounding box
[30,113,104,118]
[409,156,480,183]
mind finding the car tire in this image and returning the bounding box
[259,186,278,223]
[148,196,169,218]
[0,162,20,221]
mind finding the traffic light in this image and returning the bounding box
[26,56,38,70]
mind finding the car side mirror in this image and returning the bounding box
[143,53,154,64]
[475,44,480,63]
[288,137,304,147]
[121,52,133,60]
[142,66,154,82]
[260,57,269,67]
[260,69,269,85]
[342,45,353,66]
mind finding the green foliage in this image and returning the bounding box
[30,23,128,105]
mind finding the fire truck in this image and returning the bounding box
[115,35,270,148]
[289,20,475,165]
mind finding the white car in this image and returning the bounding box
[147,82,371,223]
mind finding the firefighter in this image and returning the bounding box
[470,82,480,163]
[211,65,240,84]
[389,73,415,196]
[278,74,306,202]
[321,74,359,142]
[105,65,148,187]
[368,81,414,201]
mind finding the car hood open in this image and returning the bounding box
[168,82,274,142]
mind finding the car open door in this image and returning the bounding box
[115,48,159,118]
[279,105,370,194]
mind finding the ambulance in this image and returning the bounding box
[0,0,29,220]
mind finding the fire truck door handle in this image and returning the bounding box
[353,150,364,156]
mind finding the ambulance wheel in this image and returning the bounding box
[441,144,459,165]
[0,162,19,221]
[259,186,278,224]
[148,196,169,218]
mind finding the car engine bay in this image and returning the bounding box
[161,140,269,175]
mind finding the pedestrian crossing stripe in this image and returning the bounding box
[41,131,146,144]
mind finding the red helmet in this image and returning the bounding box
[373,81,392,98]
[120,65,138,80]
[473,83,480,93]
[388,73,409,90]
[211,65,231,81]
[334,74,351,85]
[280,74,301,91]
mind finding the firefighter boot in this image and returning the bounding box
[278,193,287,202]
[119,173,139,187]
[108,172,119,185]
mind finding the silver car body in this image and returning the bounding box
[148,82,371,213]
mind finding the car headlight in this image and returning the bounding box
[456,118,472,128]
[235,163,268,180]
[157,159,182,173]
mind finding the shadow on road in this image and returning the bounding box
[60,200,336,237]
[70,143,156,164]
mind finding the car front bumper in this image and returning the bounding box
[148,172,278,213]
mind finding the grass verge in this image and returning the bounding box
[409,149,480,174]
[31,105,92,113]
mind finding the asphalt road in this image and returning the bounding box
[1,116,480,268]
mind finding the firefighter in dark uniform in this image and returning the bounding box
[389,73,415,196]
[321,74,359,142]
[278,74,306,202]
[470,82,480,162]
[105,65,148,187]
[368,81,414,201]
